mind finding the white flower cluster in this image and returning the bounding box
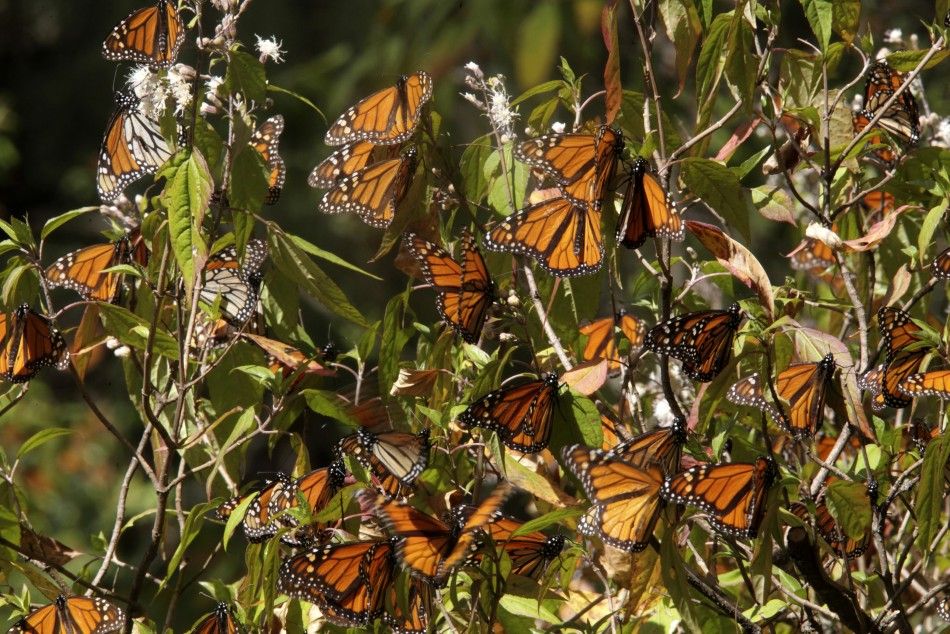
[127,64,194,118]
[255,35,286,64]
[462,61,519,143]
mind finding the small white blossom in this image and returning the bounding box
[653,399,675,426]
[464,61,483,78]
[875,47,891,60]
[852,93,865,112]
[105,337,121,350]
[167,65,193,116]
[461,92,481,108]
[909,33,919,49]
[934,117,950,148]
[806,222,842,249]
[550,121,566,134]
[255,35,285,64]
[488,77,518,141]
[114,345,131,358]
[884,29,903,45]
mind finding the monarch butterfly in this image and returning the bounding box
[337,428,430,499]
[308,142,397,188]
[515,125,623,207]
[862,61,920,145]
[859,307,929,409]
[790,235,835,272]
[860,191,895,216]
[324,72,432,146]
[852,110,897,164]
[457,373,561,453]
[931,247,950,280]
[189,603,243,634]
[485,194,603,277]
[478,516,565,578]
[241,333,334,381]
[602,417,688,476]
[97,91,174,203]
[661,456,778,538]
[405,231,495,344]
[562,443,666,552]
[46,230,148,303]
[0,305,69,384]
[789,499,870,560]
[371,482,513,583]
[217,463,346,544]
[644,303,744,382]
[102,0,184,68]
[900,369,950,399]
[7,594,124,634]
[729,354,836,438]
[578,311,646,375]
[908,418,940,454]
[319,148,417,228]
[615,157,685,250]
[382,577,431,634]
[199,240,267,326]
[249,116,286,205]
[279,538,395,627]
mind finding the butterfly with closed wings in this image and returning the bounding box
[102,0,184,68]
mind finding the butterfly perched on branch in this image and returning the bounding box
[102,0,184,68]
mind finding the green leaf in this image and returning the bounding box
[17,428,71,460]
[268,230,368,327]
[97,303,180,360]
[919,199,949,267]
[800,0,833,50]
[658,0,703,96]
[887,49,950,72]
[225,50,267,105]
[695,13,731,113]
[286,232,380,280]
[510,80,564,107]
[379,292,410,397]
[679,157,751,239]
[222,494,255,550]
[300,389,359,428]
[460,135,494,205]
[267,84,326,121]
[40,207,98,240]
[831,0,860,44]
[228,143,269,212]
[510,507,583,537]
[161,151,212,300]
[824,480,870,540]
[916,429,950,549]
[724,19,756,108]
[193,118,225,176]
[498,594,560,625]
[162,501,218,590]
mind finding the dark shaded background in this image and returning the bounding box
[0,0,942,627]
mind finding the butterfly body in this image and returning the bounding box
[338,427,429,498]
[616,157,684,249]
[190,603,243,634]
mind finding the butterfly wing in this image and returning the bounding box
[661,457,777,538]
[900,370,950,399]
[438,483,513,578]
[863,62,919,145]
[727,373,785,425]
[485,195,603,277]
[382,577,431,634]
[604,419,687,476]
[457,374,560,453]
[11,595,125,634]
[102,0,184,67]
[406,232,494,343]
[340,428,429,498]
[2,306,68,383]
[190,604,242,634]
[249,115,286,205]
[199,240,267,326]
[563,444,665,552]
[578,317,620,373]
[931,247,950,280]
[483,517,564,578]
[324,72,432,146]
[616,158,684,249]
[646,304,743,382]
[775,354,836,438]
[46,238,130,303]
[790,236,835,272]
[308,142,386,188]
[319,150,417,228]
[374,498,454,583]
[97,92,173,203]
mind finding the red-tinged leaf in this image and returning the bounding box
[881,264,912,307]
[562,359,608,395]
[601,0,622,125]
[714,117,760,162]
[841,206,914,252]
[686,220,775,321]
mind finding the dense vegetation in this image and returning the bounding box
[0,0,949,632]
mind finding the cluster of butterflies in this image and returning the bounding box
[97,0,286,205]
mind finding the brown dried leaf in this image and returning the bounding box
[390,367,443,397]
[686,220,775,321]
[600,0,622,125]
[841,206,913,252]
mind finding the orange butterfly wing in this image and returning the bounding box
[319,150,417,228]
[102,0,184,67]
[645,304,743,382]
[249,116,286,205]
[190,603,242,634]
[485,195,603,277]
[0,306,68,383]
[9,594,124,634]
[616,158,684,249]
[774,354,836,437]
[308,142,391,188]
[661,457,777,538]
[324,72,432,146]
[457,373,560,453]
